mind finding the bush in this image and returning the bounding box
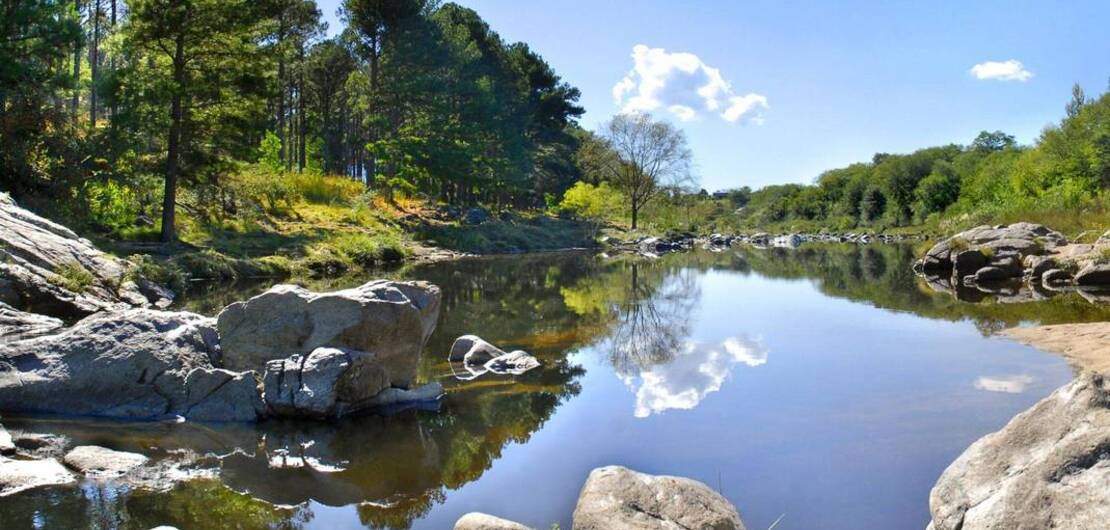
[325,232,407,267]
[50,262,95,293]
[232,166,301,214]
[289,173,364,205]
[83,180,140,232]
[558,181,622,226]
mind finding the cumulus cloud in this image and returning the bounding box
[621,336,768,418]
[613,45,768,124]
[970,60,1033,82]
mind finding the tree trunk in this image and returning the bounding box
[71,0,82,123]
[90,0,100,125]
[631,203,639,230]
[108,0,116,119]
[298,43,306,173]
[161,32,186,244]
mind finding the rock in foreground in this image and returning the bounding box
[573,465,745,530]
[0,456,76,497]
[0,309,261,421]
[928,373,1110,530]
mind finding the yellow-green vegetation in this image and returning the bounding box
[49,262,95,293]
[418,212,593,254]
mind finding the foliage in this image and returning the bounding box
[49,262,96,293]
[558,181,622,226]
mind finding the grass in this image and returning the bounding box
[49,262,96,293]
[418,213,593,254]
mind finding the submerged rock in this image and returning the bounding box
[928,373,1110,530]
[485,350,541,375]
[454,513,534,530]
[0,309,247,421]
[0,456,77,497]
[572,465,746,530]
[449,335,505,364]
[63,445,148,477]
[216,281,441,387]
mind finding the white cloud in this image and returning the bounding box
[613,44,768,124]
[974,374,1034,394]
[970,60,1033,82]
[621,336,768,418]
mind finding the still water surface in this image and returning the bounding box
[5,244,1109,530]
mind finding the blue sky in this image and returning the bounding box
[318,0,1110,192]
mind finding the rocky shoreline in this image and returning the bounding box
[601,230,925,258]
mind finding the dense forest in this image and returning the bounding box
[1,0,585,243]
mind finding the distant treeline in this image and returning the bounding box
[721,84,1110,233]
[1,0,585,240]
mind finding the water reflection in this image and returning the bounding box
[974,374,1034,394]
[622,336,768,418]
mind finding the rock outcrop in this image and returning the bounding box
[572,465,746,530]
[927,373,1110,530]
[454,513,534,530]
[217,281,441,382]
[0,193,169,318]
[0,309,262,421]
[917,223,1066,278]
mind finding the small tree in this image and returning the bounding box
[558,181,622,233]
[582,113,694,229]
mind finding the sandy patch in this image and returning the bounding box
[1004,322,1110,375]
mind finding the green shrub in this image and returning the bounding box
[232,166,301,214]
[321,232,407,267]
[50,262,96,293]
[83,180,140,232]
[289,173,364,204]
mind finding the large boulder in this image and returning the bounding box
[928,374,1110,530]
[454,513,534,530]
[572,465,745,530]
[0,309,260,421]
[0,193,162,318]
[216,281,441,387]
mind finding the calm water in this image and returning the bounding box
[5,244,1110,530]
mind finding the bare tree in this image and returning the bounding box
[587,113,694,229]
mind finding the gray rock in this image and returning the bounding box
[363,382,444,409]
[572,465,745,530]
[0,193,155,318]
[919,223,1067,277]
[181,368,263,422]
[1042,268,1072,286]
[449,335,506,364]
[485,350,541,375]
[1075,263,1110,286]
[216,281,441,390]
[928,374,1110,530]
[263,347,391,419]
[973,266,1016,283]
[455,513,534,530]
[1023,255,1056,279]
[0,302,62,342]
[952,250,988,278]
[0,309,250,421]
[0,456,77,496]
[63,445,148,477]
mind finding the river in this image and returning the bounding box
[4,244,1109,530]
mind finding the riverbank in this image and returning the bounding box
[1005,322,1110,375]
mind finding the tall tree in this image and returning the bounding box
[585,113,694,229]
